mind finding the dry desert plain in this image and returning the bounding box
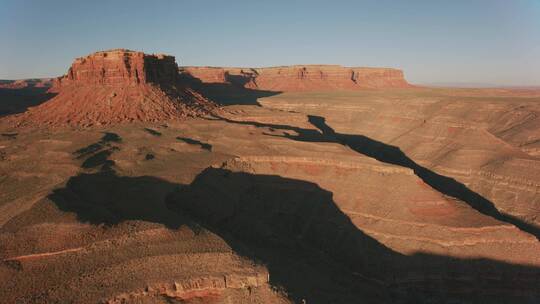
[0,50,539,303]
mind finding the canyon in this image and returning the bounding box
[0,50,539,304]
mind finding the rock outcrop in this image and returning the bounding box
[7,49,215,127]
[180,65,412,92]
[50,50,179,89]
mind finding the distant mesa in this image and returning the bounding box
[2,50,413,127]
[6,49,216,127]
[0,78,55,117]
[0,78,52,89]
[180,65,412,92]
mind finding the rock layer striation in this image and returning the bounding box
[7,49,215,127]
[180,65,411,91]
[51,50,179,88]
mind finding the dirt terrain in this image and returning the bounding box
[0,50,539,303]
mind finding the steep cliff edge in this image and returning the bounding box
[6,49,215,127]
[180,65,412,91]
[49,49,179,89]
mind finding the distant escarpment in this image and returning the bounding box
[180,65,412,92]
[7,49,215,127]
[0,79,54,116]
[0,78,52,89]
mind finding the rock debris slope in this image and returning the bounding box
[8,49,215,127]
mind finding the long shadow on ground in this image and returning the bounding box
[0,87,56,116]
[179,70,281,106]
[49,163,540,303]
[45,140,540,303]
[169,167,540,303]
[213,114,540,240]
[50,171,183,229]
[307,115,540,240]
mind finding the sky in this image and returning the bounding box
[1,0,539,86]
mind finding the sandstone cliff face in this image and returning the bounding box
[180,65,411,91]
[52,49,178,89]
[350,67,410,88]
[7,49,215,127]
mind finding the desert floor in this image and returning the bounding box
[1,88,539,303]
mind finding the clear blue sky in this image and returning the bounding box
[1,0,539,86]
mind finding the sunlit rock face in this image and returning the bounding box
[52,49,179,88]
[6,50,216,127]
[181,65,412,91]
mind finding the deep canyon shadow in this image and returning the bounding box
[0,87,56,116]
[169,167,540,303]
[50,170,184,229]
[179,71,281,106]
[48,145,540,303]
[52,135,186,228]
[307,115,540,240]
[214,114,540,240]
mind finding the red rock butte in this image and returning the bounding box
[52,49,179,88]
[8,49,215,127]
[180,65,412,91]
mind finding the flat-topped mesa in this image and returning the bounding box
[180,65,412,91]
[6,50,216,127]
[350,67,410,88]
[0,78,52,89]
[52,49,179,89]
[73,49,177,85]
